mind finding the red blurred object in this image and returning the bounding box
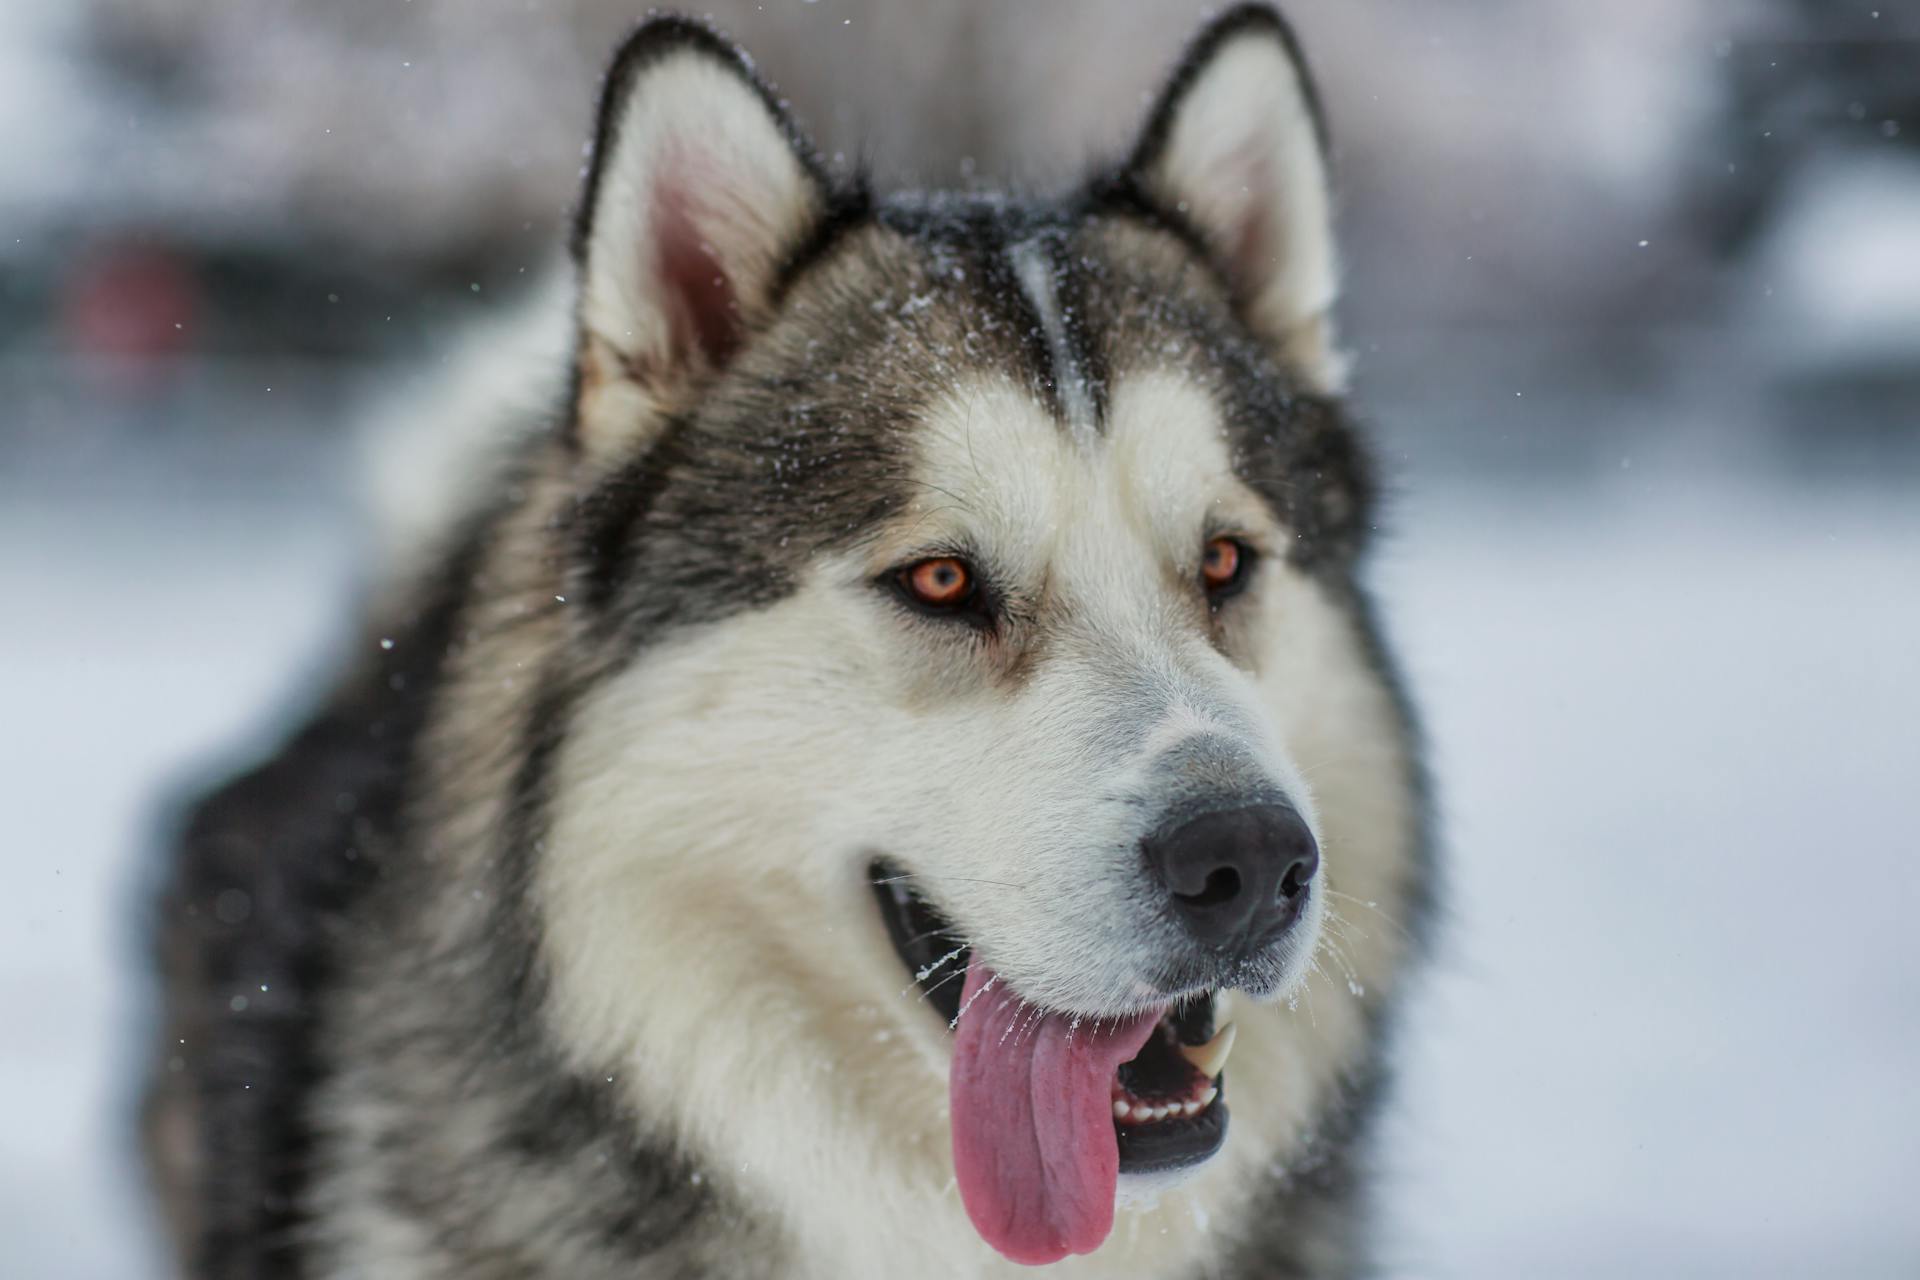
[61,241,200,386]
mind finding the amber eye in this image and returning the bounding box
[901,557,975,609]
[1201,537,1250,595]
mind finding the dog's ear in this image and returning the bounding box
[571,19,828,454]
[1122,5,1345,390]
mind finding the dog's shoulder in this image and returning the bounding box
[142,516,488,1274]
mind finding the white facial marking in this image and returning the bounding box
[1008,238,1098,444]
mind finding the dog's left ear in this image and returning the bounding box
[571,19,829,454]
[1122,5,1345,390]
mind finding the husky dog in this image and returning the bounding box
[144,6,1430,1275]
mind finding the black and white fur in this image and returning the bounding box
[145,8,1431,1276]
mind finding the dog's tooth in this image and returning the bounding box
[1183,1099,1200,1117]
[1176,1021,1237,1079]
[1199,1085,1219,1109]
[1112,1099,1131,1120]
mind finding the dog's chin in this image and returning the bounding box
[868,859,1243,1179]
[1115,1161,1210,1206]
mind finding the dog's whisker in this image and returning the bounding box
[1297,962,1322,1028]
[1022,1001,1051,1047]
[910,944,969,983]
[1318,917,1361,947]
[904,961,971,1006]
[949,972,1000,1030]
[1003,997,1047,1048]
[1318,906,1370,946]
[1325,890,1410,939]
[900,925,960,950]
[1315,934,1363,987]
[871,872,1029,892]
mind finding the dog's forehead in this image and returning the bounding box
[903,369,1247,569]
[775,196,1239,415]
[814,207,1275,565]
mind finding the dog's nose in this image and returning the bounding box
[1145,804,1319,950]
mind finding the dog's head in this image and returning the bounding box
[522,7,1419,1268]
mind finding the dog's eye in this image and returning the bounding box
[1201,537,1253,599]
[900,557,976,610]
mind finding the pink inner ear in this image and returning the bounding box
[1222,142,1276,293]
[651,170,740,370]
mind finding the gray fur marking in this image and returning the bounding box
[1010,236,1099,442]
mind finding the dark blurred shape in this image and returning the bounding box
[1694,3,1920,255]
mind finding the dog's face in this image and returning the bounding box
[525,11,1418,1270]
[841,227,1355,1015]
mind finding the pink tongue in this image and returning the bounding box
[948,956,1164,1265]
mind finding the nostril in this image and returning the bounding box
[1278,858,1311,902]
[1175,866,1242,909]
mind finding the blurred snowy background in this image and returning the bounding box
[3,0,1916,1275]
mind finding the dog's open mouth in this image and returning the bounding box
[870,861,1232,1264]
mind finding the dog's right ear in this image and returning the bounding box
[571,19,828,457]
[1118,5,1345,391]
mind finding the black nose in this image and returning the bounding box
[1144,804,1319,950]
